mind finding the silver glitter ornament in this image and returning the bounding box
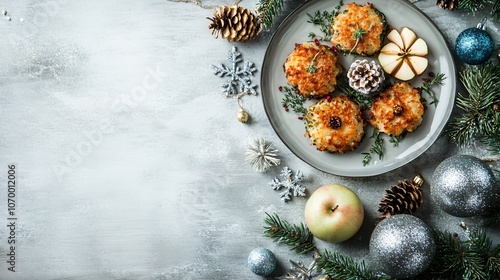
[247,247,276,276]
[369,214,436,279]
[431,155,496,217]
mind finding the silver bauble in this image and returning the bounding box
[431,155,496,217]
[369,214,436,279]
[247,247,276,276]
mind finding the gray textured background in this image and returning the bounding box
[0,0,498,279]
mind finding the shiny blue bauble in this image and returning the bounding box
[455,27,494,65]
[247,247,276,276]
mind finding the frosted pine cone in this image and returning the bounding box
[347,60,385,94]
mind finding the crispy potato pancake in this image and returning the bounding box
[330,3,387,56]
[305,95,365,153]
[284,42,342,98]
[369,82,424,136]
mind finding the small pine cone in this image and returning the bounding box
[436,0,459,10]
[347,60,385,94]
[207,5,262,43]
[378,175,424,219]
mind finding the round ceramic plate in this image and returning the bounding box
[261,0,456,177]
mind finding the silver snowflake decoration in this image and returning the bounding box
[270,166,306,202]
[276,258,329,280]
[245,138,280,173]
[210,46,257,96]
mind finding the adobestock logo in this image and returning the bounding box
[52,64,169,182]
[8,0,69,47]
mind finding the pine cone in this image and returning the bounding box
[378,175,424,219]
[347,60,385,94]
[207,5,262,43]
[436,0,459,10]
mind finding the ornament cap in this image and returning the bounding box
[412,174,424,188]
[476,17,488,31]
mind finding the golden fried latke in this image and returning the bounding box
[369,82,424,136]
[284,42,342,99]
[330,3,387,56]
[305,95,365,153]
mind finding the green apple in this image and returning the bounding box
[304,184,364,243]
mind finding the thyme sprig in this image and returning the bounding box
[421,72,445,106]
[350,23,366,55]
[362,130,384,166]
[281,86,307,116]
[306,0,344,41]
[306,51,321,73]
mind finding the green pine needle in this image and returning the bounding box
[421,73,445,107]
[458,0,500,20]
[256,0,285,30]
[428,229,500,279]
[317,249,392,280]
[446,62,500,147]
[263,212,316,255]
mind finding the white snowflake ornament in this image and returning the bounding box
[270,167,306,202]
[210,46,257,96]
[245,138,280,172]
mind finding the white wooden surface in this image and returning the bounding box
[0,0,498,279]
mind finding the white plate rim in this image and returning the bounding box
[261,0,457,177]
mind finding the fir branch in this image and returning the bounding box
[458,0,500,20]
[428,228,500,279]
[281,86,307,116]
[263,212,317,255]
[420,72,445,107]
[316,249,393,280]
[446,62,500,147]
[306,0,343,41]
[362,130,384,166]
[255,0,284,30]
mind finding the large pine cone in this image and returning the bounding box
[207,5,262,43]
[378,175,424,219]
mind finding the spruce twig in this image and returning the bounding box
[263,212,317,255]
[446,62,500,147]
[255,0,284,30]
[317,250,393,280]
[427,228,500,279]
[420,72,445,107]
[459,0,500,21]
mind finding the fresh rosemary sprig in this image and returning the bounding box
[281,86,307,116]
[255,0,285,30]
[263,212,317,255]
[446,62,500,147]
[421,72,445,106]
[362,130,384,166]
[306,0,344,41]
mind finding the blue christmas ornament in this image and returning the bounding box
[455,18,495,65]
[247,247,276,276]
